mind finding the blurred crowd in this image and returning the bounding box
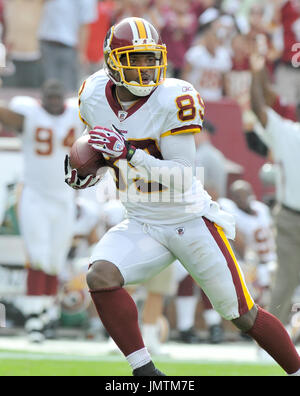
[0,0,299,107]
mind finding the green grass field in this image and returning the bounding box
[0,353,285,376]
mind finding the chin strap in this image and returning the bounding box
[125,82,154,97]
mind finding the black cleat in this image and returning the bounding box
[209,325,224,344]
[133,361,166,376]
[178,328,202,344]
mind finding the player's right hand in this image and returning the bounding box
[64,155,100,189]
[88,125,136,161]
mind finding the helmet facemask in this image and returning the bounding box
[104,32,168,97]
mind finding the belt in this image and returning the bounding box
[281,204,300,215]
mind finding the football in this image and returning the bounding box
[69,134,107,178]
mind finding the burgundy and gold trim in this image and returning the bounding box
[105,80,156,119]
[203,218,254,316]
[160,124,202,138]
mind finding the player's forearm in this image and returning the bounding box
[260,68,277,108]
[0,106,24,131]
[250,72,268,128]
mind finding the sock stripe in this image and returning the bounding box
[89,286,122,294]
[126,347,151,370]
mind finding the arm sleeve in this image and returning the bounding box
[8,96,36,118]
[130,133,195,192]
[254,107,295,149]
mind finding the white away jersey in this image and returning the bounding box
[10,96,84,199]
[78,70,227,227]
[219,198,276,263]
[185,45,232,101]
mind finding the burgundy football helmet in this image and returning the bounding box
[103,17,167,97]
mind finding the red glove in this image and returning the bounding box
[88,125,136,161]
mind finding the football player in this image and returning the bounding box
[219,180,277,308]
[65,18,300,376]
[0,80,84,342]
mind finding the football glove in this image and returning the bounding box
[88,125,136,161]
[64,155,101,190]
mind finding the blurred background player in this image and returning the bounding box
[220,180,277,309]
[0,80,83,342]
[250,50,300,338]
[182,8,232,102]
[174,262,202,344]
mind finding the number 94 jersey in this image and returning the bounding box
[9,96,83,200]
[79,69,212,225]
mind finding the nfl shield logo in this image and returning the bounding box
[176,227,185,236]
[118,110,128,122]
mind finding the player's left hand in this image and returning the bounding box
[64,155,101,189]
[88,125,136,161]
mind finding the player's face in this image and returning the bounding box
[43,93,65,115]
[233,189,255,213]
[120,52,156,85]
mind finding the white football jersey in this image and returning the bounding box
[10,96,84,199]
[219,198,277,263]
[184,45,232,101]
[79,70,223,226]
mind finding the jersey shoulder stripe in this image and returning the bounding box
[161,124,202,138]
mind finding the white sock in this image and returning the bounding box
[289,368,300,376]
[126,347,151,370]
[142,324,161,354]
[176,296,198,331]
[203,309,222,327]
